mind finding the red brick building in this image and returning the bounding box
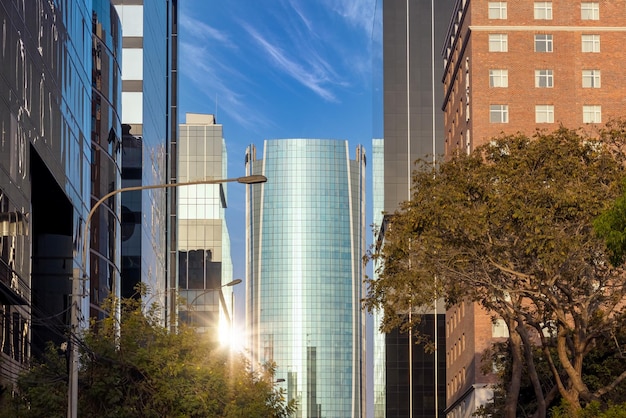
[443,0,626,155]
[441,1,626,416]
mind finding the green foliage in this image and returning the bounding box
[551,400,626,418]
[1,293,296,418]
[0,342,68,418]
[365,122,626,416]
[595,180,626,266]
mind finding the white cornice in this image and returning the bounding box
[470,25,626,32]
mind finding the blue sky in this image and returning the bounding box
[179,0,382,287]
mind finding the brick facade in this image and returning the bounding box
[443,0,626,155]
[441,1,626,416]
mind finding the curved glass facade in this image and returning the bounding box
[246,139,366,418]
[0,0,115,383]
[90,0,122,316]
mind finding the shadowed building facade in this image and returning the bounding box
[0,0,122,387]
[377,0,455,416]
[246,139,366,417]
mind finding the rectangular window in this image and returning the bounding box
[583,105,602,123]
[492,319,510,338]
[535,69,554,87]
[489,34,508,52]
[489,69,509,87]
[535,34,553,52]
[581,2,599,20]
[488,2,507,19]
[582,70,601,88]
[582,34,600,52]
[490,104,509,123]
[535,105,554,123]
[534,2,553,19]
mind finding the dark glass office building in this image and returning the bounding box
[376,0,455,416]
[0,0,122,386]
[90,1,123,319]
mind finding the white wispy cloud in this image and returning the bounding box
[242,23,340,102]
[179,39,267,130]
[323,0,377,33]
[278,0,378,92]
[286,0,314,33]
[180,13,235,48]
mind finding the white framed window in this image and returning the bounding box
[582,70,601,88]
[535,34,553,52]
[583,105,602,123]
[489,69,508,87]
[535,69,554,87]
[489,34,508,52]
[490,104,509,123]
[582,34,600,52]
[534,2,553,19]
[535,105,554,123]
[488,2,507,19]
[581,2,599,20]
[492,319,510,338]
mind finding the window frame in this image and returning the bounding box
[534,2,553,20]
[489,69,509,87]
[490,104,509,123]
[582,69,601,88]
[534,34,553,52]
[488,2,507,19]
[582,34,600,52]
[535,69,554,88]
[583,105,602,123]
[489,34,509,52]
[535,105,555,123]
[581,2,599,20]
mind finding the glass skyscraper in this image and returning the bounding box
[245,139,366,418]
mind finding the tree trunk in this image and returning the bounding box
[555,327,584,412]
[504,325,524,418]
[517,324,547,418]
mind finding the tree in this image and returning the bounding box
[475,315,626,417]
[364,123,626,417]
[0,292,296,418]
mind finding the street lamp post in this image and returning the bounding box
[67,175,266,418]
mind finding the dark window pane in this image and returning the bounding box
[187,250,204,289]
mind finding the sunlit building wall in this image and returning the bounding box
[245,139,366,418]
[177,113,233,340]
[371,138,385,417]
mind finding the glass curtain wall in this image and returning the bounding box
[246,139,366,418]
